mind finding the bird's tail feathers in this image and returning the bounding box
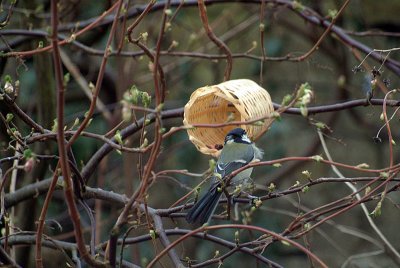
[186,187,222,224]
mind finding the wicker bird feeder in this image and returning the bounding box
[183,79,274,156]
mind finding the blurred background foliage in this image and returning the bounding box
[1,0,400,267]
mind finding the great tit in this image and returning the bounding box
[186,127,263,224]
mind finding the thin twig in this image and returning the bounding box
[197,0,233,81]
[317,129,400,263]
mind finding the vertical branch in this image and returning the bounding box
[197,0,233,81]
[259,0,266,84]
[116,0,130,54]
[8,143,20,261]
[382,90,396,168]
[66,0,123,147]
[127,0,170,207]
[95,157,108,250]
[50,0,80,263]
[138,0,171,197]
[378,90,398,239]
[152,0,170,104]
[127,1,168,103]
[126,0,156,42]
[35,165,59,268]
[36,2,122,265]
[47,1,107,267]
[107,1,174,265]
[0,0,16,29]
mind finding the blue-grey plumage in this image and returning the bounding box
[186,128,263,224]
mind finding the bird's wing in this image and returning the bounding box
[215,159,250,178]
[210,142,255,187]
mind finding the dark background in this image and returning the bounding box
[0,0,400,267]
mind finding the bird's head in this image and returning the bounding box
[224,128,251,144]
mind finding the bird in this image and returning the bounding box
[186,127,263,225]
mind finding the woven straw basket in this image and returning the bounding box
[183,79,274,156]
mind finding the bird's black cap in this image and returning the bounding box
[226,128,246,137]
[225,128,250,144]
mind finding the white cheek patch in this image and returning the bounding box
[226,139,234,144]
[242,135,251,143]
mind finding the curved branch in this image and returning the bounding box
[80,108,183,182]
[197,0,232,81]
[2,0,400,75]
[146,224,328,268]
[80,98,399,182]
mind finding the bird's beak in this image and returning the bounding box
[224,135,232,143]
